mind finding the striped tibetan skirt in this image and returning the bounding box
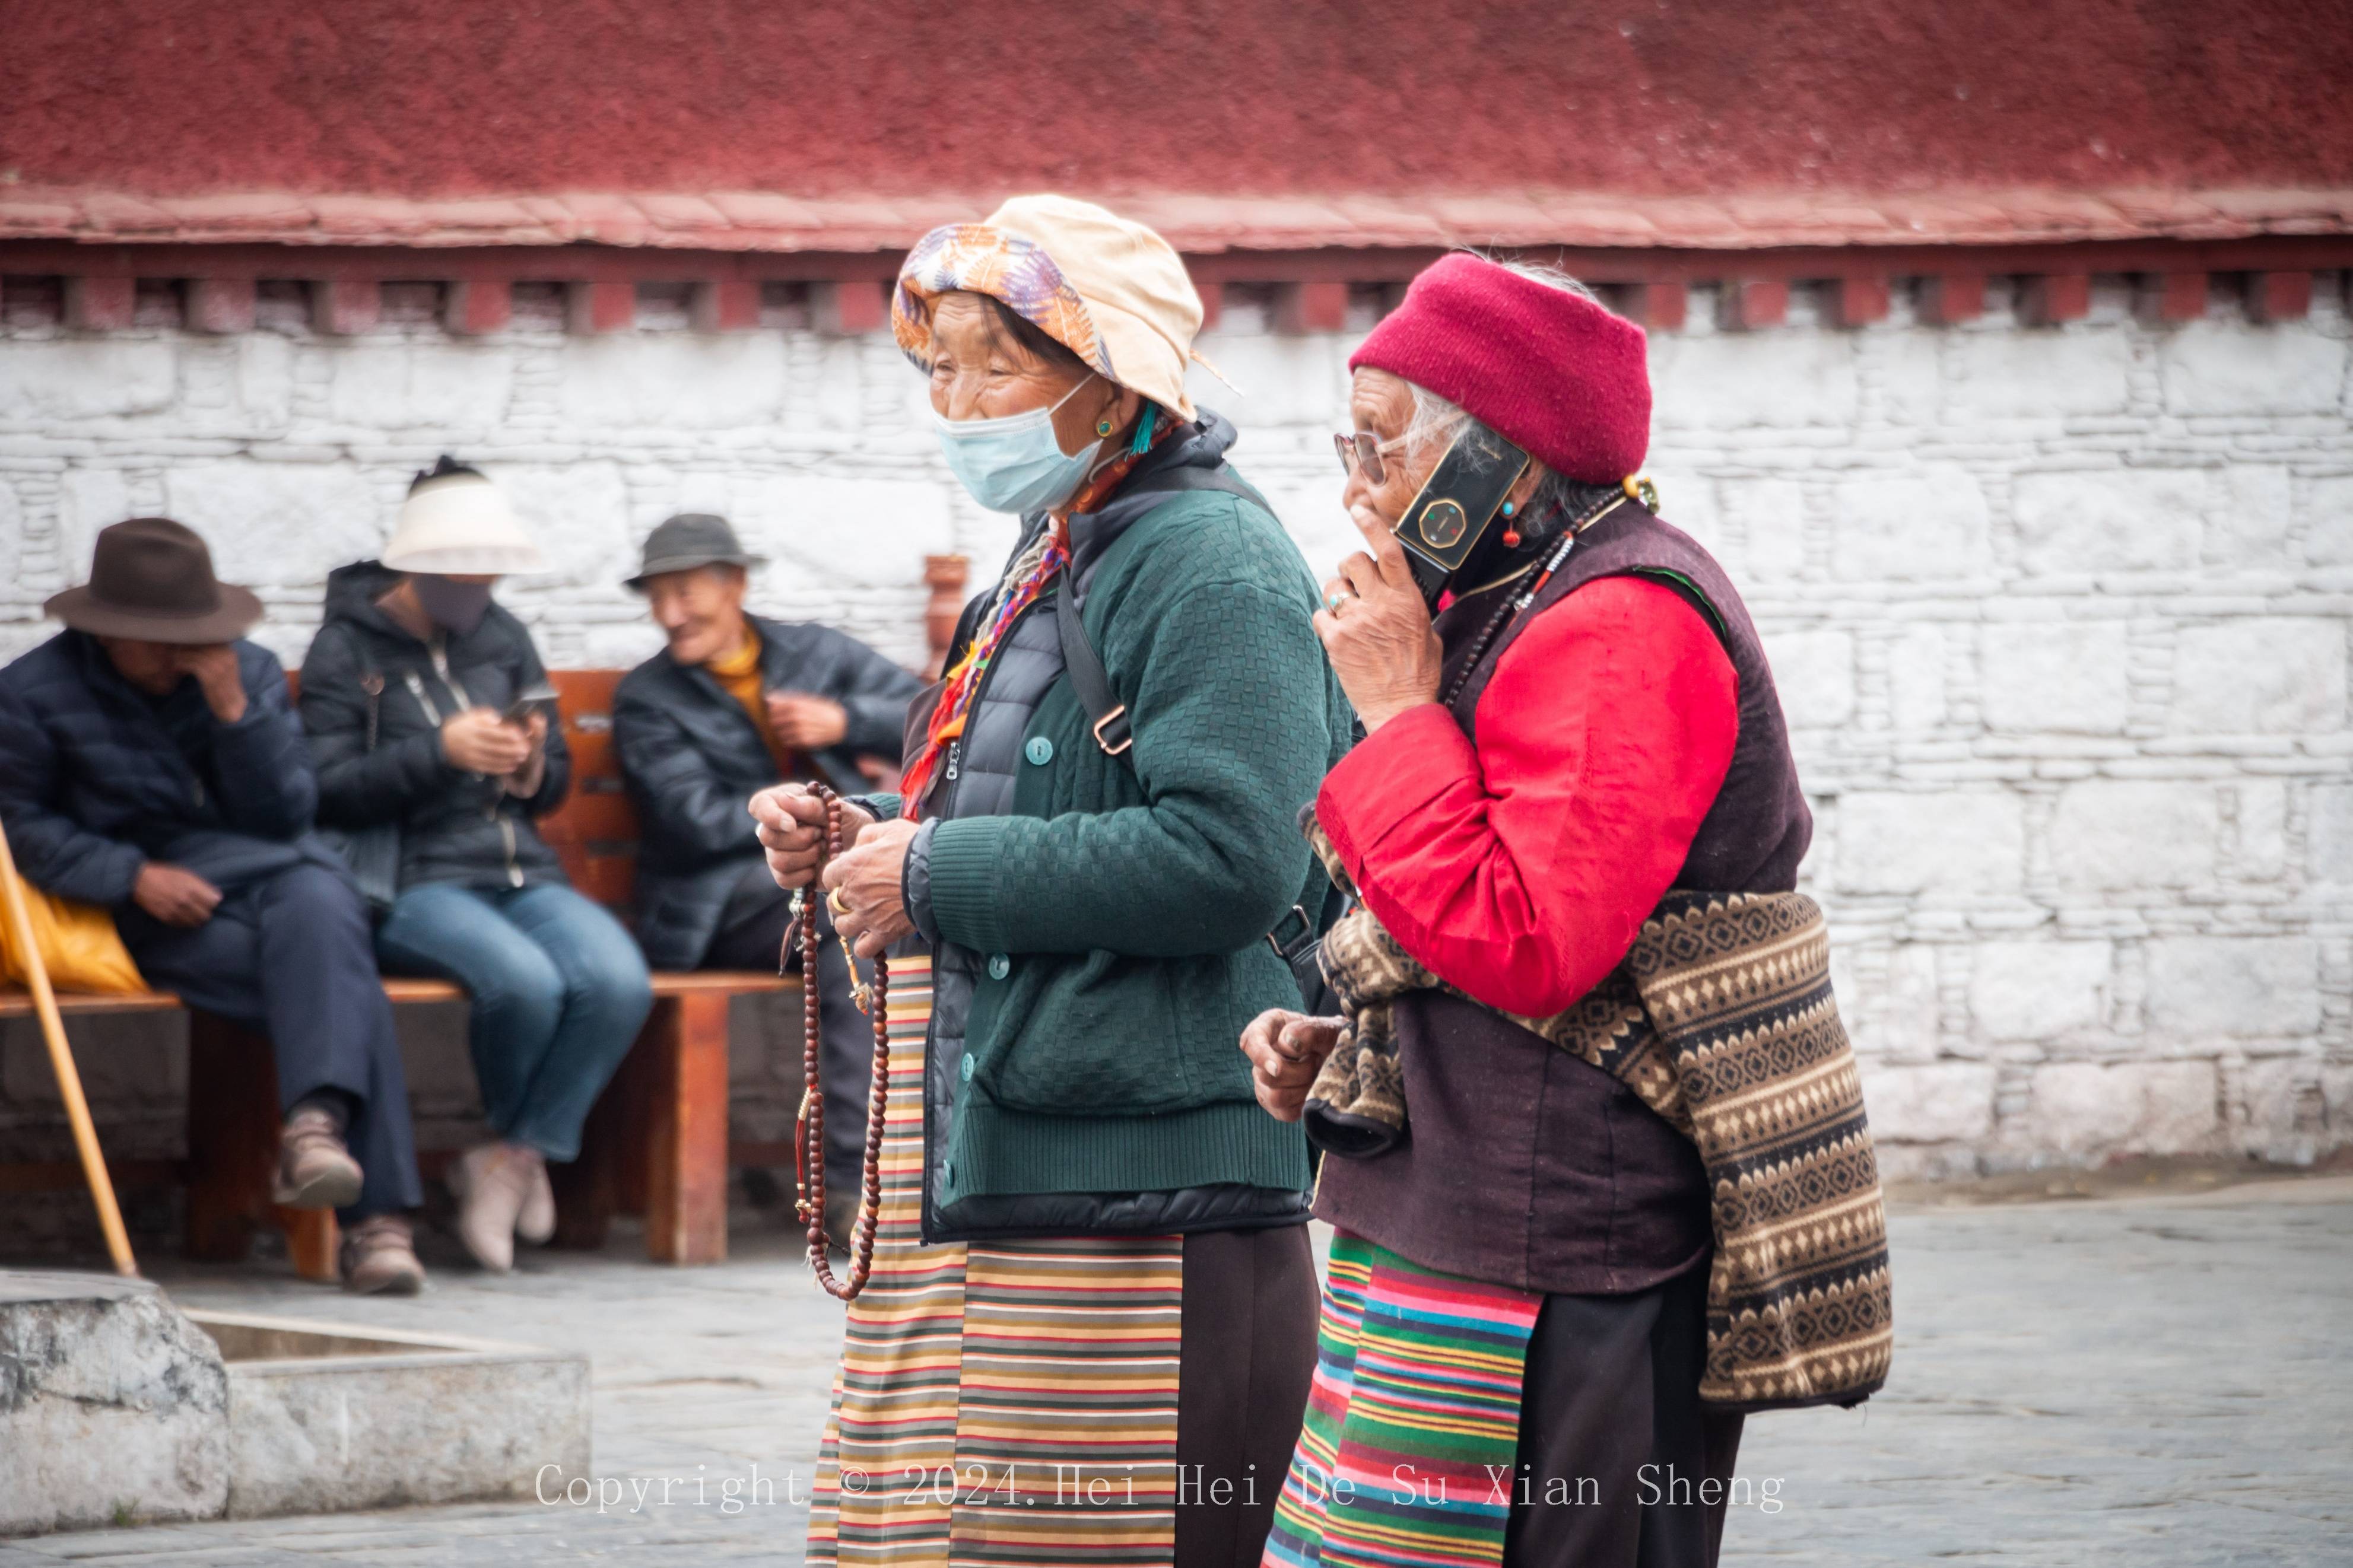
[805,952,1189,1566]
[1262,1233,1544,1568]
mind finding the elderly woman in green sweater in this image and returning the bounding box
[751,195,1351,1568]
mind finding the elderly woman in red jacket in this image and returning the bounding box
[1243,254,1813,1568]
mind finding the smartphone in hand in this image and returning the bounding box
[504,681,559,724]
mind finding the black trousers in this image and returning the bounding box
[120,862,422,1221]
[1503,1261,1747,1568]
[704,863,874,1198]
[1174,1223,1322,1568]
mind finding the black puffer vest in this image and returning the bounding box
[1453,500,1811,892]
[1313,500,1812,1296]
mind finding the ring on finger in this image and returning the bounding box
[825,886,852,918]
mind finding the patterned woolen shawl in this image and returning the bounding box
[1303,825,1895,1413]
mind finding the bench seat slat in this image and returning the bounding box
[649,971,795,996]
[2,972,799,1019]
[379,977,466,1004]
[0,989,187,1019]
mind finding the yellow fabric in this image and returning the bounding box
[707,629,795,778]
[0,883,145,995]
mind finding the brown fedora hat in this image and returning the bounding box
[43,517,264,644]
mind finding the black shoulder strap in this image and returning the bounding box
[1054,461,1263,760]
[1055,580,1131,756]
[336,622,385,751]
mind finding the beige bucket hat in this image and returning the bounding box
[382,457,547,575]
[893,193,1205,420]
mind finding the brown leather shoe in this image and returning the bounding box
[274,1105,364,1210]
[341,1214,425,1295]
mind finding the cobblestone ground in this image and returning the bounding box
[4,1178,2348,1566]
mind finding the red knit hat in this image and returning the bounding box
[1348,253,1650,485]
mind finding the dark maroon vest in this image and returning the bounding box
[1314,501,1811,1296]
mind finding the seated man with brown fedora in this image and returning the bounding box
[0,518,425,1292]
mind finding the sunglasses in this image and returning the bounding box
[1332,431,1410,486]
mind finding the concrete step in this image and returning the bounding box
[0,1271,230,1535]
[2,1270,590,1535]
[189,1308,590,1519]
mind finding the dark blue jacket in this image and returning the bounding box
[613,613,920,968]
[0,631,331,905]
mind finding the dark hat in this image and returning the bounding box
[625,513,763,591]
[44,517,264,644]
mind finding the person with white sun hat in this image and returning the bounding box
[299,457,653,1275]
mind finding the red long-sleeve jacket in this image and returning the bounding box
[1316,575,1739,1017]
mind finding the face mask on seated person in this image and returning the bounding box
[931,375,1105,514]
[410,574,494,637]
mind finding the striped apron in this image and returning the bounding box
[805,952,1188,1566]
[1262,1234,1544,1568]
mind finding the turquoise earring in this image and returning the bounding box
[1096,417,1116,437]
[1500,500,1522,548]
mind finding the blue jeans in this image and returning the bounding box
[376,882,653,1162]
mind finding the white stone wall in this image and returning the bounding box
[2,272,2349,1179]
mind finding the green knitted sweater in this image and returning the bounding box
[913,488,1352,1206]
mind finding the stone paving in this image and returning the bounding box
[3,1177,2349,1566]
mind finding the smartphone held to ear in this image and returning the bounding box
[1390,428,1530,606]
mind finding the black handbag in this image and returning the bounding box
[1051,466,1345,1014]
[315,628,402,916]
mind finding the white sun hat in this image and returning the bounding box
[381,457,548,575]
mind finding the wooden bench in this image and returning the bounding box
[0,669,798,1277]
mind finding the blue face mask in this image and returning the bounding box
[931,377,1103,514]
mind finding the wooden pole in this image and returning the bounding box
[0,818,136,1275]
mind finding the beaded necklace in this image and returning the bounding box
[1437,488,1635,707]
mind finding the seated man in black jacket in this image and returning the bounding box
[612,514,919,1236]
[0,519,424,1292]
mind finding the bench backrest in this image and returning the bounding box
[286,668,643,917]
[538,670,639,915]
